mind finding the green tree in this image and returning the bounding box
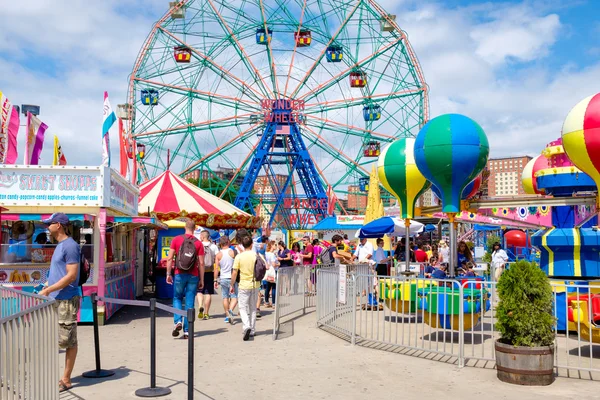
[496,260,555,347]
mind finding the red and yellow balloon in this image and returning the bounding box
[561,93,600,203]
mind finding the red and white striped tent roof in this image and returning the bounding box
[138,170,261,229]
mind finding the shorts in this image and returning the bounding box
[220,278,238,299]
[53,296,80,349]
[199,272,215,295]
[376,264,388,276]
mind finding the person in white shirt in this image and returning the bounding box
[352,237,374,263]
[197,230,219,320]
[491,242,509,281]
[438,240,450,264]
[213,236,237,324]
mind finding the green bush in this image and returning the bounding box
[496,260,555,347]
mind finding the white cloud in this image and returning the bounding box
[0,0,598,178]
[470,8,560,65]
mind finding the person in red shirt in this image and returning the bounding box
[301,236,314,266]
[166,218,205,339]
[414,244,429,263]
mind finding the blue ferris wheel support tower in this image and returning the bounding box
[233,100,329,230]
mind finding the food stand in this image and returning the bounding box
[0,165,163,323]
[138,170,262,298]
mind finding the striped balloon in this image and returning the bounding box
[561,93,600,190]
[521,155,549,195]
[378,138,430,219]
[414,114,489,213]
[431,174,482,201]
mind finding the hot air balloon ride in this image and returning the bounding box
[377,138,431,313]
[414,114,489,276]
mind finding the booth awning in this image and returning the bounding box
[138,170,261,229]
[1,213,93,222]
[107,216,167,230]
[313,216,363,231]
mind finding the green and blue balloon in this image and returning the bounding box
[414,114,489,213]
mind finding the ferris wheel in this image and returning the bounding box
[125,0,428,229]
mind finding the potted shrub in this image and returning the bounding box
[495,260,556,385]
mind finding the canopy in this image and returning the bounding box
[424,224,437,232]
[138,170,262,229]
[313,216,363,231]
[356,217,424,239]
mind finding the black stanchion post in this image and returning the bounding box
[187,308,195,400]
[82,293,115,378]
[136,298,171,397]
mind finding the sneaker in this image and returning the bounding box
[228,309,237,317]
[224,317,230,323]
[198,307,204,319]
[183,332,189,340]
[243,328,251,341]
[172,322,182,337]
[256,309,261,319]
[228,315,234,325]
[203,314,210,320]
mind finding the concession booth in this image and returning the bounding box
[0,165,163,323]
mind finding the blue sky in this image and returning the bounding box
[0,0,599,168]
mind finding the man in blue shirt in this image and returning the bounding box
[39,213,80,393]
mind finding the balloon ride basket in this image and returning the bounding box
[379,279,433,314]
[417,287,491,331]
[568,299,600,343]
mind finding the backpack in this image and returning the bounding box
[176,235,198,271]
[320,246,335,265]
[203,243,215,271]
[254,253,267,281]
[78,250,91,286]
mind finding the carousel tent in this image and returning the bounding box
[138,170,261,229]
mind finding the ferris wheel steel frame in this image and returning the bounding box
[125,0,429,229]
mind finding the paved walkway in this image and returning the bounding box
[61,294,598,400]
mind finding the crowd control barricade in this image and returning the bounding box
[83,293,197,399]
[315,275,600,377]
[0,286,59,400]
[273,263,352,340]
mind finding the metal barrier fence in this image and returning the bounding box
[273,263,370,340]
[0,286,59,400]
[83,293,196,399]
[316,271,600,377]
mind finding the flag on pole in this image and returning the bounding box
[118,118,128,177]
[102,91,116,167]
[0,90,20,164]
[25,112,48,165]
[53,135,67,166]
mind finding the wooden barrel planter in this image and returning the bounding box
[495,340,555,386]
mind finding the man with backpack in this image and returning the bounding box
[230,235,266,341]
[166,218,205,339]
[39,213,81,393]
[196,230,218,320]
[320,235,348,265]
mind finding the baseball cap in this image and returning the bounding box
[42,213,70,225]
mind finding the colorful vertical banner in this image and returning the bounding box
[102,91,116,167]
[53,135,67,166]
[25,112,48,165]
[118,118,128,177]
[0,90,20,164]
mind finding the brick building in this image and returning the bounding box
[347,185,368,212]
[486,156,532,197]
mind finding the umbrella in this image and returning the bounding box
[356,217,424,239]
